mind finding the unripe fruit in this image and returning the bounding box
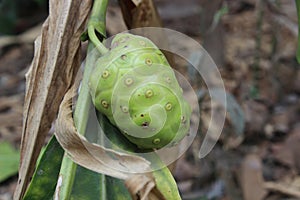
[89,33,191,149]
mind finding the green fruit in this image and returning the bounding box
[89,33,191,149]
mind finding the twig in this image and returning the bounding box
[264,182,300,198]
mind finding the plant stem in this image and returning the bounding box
[88,0,109,54]
[57,44,99,200]
[56,0,108,199]
[73,44,100,130]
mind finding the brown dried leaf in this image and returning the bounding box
[243,100,269,134]
[271,123,300,173]
[239,154,267,200]
[14,0,92,199]
[264,181,300,198]
[118,0,162,28]
[55,86,166,200]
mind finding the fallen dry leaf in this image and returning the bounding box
[243,100,269,134]
[239,154,267,200]
[264,181,300,198]
[271,123,300,173]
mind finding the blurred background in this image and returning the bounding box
[0,0,299,199]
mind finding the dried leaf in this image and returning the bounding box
[55,86,165,200]
[118,0,162,28]
[271,123,300,172]
[264,181,300,198]
[14,0,93,199]
[243,100,269,134]
[239,154,267,200]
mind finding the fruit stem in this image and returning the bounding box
[88,0,109,54]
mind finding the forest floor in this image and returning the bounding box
[0,0,299,200]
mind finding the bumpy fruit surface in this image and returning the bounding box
[89,33,191,149]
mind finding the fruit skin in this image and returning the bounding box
[89,33,191,149]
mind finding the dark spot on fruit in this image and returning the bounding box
[145,58,152,66]
[142,121,149,127]
[181,116,186,123]
[121,54,127,60]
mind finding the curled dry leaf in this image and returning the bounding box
[55,86,165,200]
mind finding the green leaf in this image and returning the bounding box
[296,0,300,63]
[105,176,132,200]
[23,136,64,200]
[70,165,103,200]
[0,141,20,182]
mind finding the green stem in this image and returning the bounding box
[296,0,300,63]
[88,0,109,54]
[57,44,99,200]
[56,0,108,199]
[73,44,100,130]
